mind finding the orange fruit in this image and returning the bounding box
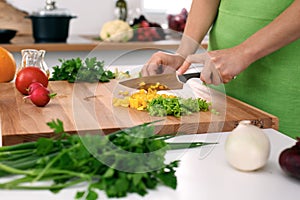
[0,47,16,82]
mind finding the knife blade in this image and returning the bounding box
[119,72,201,90]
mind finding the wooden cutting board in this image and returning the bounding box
[0,80,278,145]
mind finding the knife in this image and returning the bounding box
[119,72,201,90]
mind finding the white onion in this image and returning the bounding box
[225,120,271,171]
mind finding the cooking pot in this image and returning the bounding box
[27,15,76,43]
[27,0,76,43]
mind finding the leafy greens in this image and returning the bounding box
[50,57,115,83]
[147,96,210,117]
[0,119,216,200]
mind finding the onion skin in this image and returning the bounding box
[279,139,300,180]
[225,120,270,171]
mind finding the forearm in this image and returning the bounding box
[176,0,220,58]
[240,0,300,64]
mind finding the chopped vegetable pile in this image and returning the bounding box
[113,88,176,110]
[147,96,210,117]
[50,57,115,83]
[0,119,216,200]
[129,88,176,110]
[138,82,169,90]
[114,87,210,117]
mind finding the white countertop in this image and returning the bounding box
[0,129,299,200]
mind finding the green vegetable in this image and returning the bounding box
[50,57,115,83]
[147,96,210,117]
[0,119,216,200]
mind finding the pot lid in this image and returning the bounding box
[32,0,72,16]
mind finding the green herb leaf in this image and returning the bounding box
[46,119,64,134]
[36,138,54,156]
[157,169,177,189]
[50,57,115,83]
[75,191,85,199]
[102,168,114,178]
[86,189,98,200]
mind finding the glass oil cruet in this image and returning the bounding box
[20,49,50,77]
[115,0,127,21]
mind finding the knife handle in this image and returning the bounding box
[178,72,201,83]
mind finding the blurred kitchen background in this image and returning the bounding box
[1,0,203,73]
[6,0,192,35]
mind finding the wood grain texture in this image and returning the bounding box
[0,80,278,145]
[2,34,208,52]
[0,0,32,35]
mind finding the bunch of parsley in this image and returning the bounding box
[0,119,216,200]
[50,57,115,83]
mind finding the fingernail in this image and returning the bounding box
[177,69,182,75]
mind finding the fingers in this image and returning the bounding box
[211,70,222,85]
[200,65,212,84]
[177,60,191,75]
[197,54,223,85]
[141,53,163,76]
[177,53,206,75]
[179,53,222,85]
[142,50,235,86]
[141,51,184,77]
[163,65,177,74]
[200,65,222,85]
[141,62,159,76]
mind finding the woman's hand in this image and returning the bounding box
[178,46,251,85]
[181,0,300,85]
[141,51,186,76]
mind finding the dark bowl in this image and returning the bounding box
[0,29,17,43]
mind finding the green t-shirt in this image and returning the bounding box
[209,0,300,138]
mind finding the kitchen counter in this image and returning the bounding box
[0,129,299,200]
[2,34,208,68]
[1,35,208,53]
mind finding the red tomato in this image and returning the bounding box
[15,66,48,95]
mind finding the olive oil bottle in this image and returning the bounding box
[115,0,128,21]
